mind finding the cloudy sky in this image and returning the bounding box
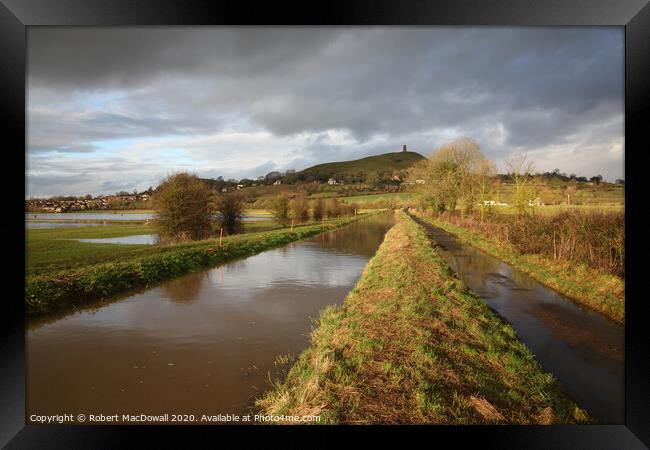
[27,27,624,197]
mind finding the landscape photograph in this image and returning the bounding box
[25,26,624,425]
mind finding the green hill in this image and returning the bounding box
[296,151,425,181]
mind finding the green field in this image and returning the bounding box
[338,192,415,205]
[27,225,154,275]
[305,192,340,199]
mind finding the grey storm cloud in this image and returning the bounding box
[27,27,623,196]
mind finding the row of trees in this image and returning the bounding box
[202,169,408,189]
[153,173,360,242]
[269,195,357,226]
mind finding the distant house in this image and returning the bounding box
[327,178,337,185]
[236,184,244,190]
[273,180,282,185]
[481,200,508,206]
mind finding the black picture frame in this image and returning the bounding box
[2,0,648,447]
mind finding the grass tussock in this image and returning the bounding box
[256,210,588,424]
[422,212,624,325]
[26,215,370,317]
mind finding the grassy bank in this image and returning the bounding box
[257,211,587,424]
[26,214,370,316]
[418,213,624,325]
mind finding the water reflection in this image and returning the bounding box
[27,213,395,419]
[162,271,209,303]
[416,217,624,424]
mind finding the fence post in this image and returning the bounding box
[291,220,294,232]
[219,227,223,247]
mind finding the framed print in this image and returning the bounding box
[2,0,649,447]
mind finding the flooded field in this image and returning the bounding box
[74,235,157,245]
[27,214,395,420]
[26,222,109,229]
[26,212,156,221]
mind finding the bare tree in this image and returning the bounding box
[476,158,497,221]
[290,194,310,223]
[505,153,537,217]
[410,137,492,216]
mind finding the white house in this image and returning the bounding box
[480,200,508,206]
[327,178,337,185]
[273,180,282,185]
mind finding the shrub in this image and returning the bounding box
[153,172,216,241]
[216,191,245,235]
[290,195,310,223]
[339,201,358,216]
[271,194,291,226]
[312,198,325,221]
[325,198,342,218]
